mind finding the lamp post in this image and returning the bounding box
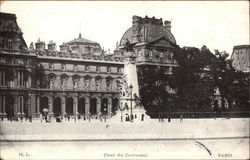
[120,102,123,122]
[128,84,133,122]
[104,106,107,122]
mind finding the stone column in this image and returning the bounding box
[97,97,101,115]
[2,95,6,115]
[28,74,31,88]
[85,96,90,116]
[3,71,6,86]
[61,96,66,115]
[20,71,23,87]
[49,96,54,115]
[0,96,2,113]
[0,71,2,86]
[108,97,112,116]
[17,71,20,87]
[73,96,79,115]
[21,96,24,115]
[14,95,19,117]
[37,96,40,113]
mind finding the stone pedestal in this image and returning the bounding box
[119,50,149,121]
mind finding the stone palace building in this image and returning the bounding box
[0,12,124,119]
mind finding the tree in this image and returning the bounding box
[211,50,249,111]
[137,65,172,117]
[168,46,216,112]
[137,45,249,117]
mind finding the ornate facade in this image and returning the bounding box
[0,12,124,119]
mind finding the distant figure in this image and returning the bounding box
[180,114,183,123]
[168,116,171,122]
[67,116,70,121]
[161,114,164,123]
[141,114,144,121]
[40,113,43,123]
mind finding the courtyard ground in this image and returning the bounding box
[0,118,249,159]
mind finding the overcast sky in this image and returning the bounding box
[1,1,249,54]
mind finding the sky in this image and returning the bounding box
[1,1,249,54]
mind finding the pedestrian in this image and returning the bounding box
[40,113,43,123]
[67,116,70,121]
[168,116,171,122]
[161,114,164,123]
[180,114,183,123]
[45,114,48,122]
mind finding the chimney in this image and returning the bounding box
[48,40,56,51]
[35,38,45,50]
[132,15,141,43]
[164,20,171,31]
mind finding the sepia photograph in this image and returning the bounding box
[0,1,249,159]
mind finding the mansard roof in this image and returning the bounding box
[119,15,176,47]
[66,33,97,44]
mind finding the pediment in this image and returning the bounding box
[147,36,175,48]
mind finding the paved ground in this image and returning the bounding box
[0,118,249,159]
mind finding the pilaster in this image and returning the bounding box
[85,96,90,116]
[108,97,112,116]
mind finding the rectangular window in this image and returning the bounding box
[85,65,89,71]
[107,66,111,73]
[61,64,66,70]
[49,63,53,69]
[7,40,13,50]
[73,64,78,71]
[96,66,100,72]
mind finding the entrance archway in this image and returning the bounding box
[40,97,49,113]
[78,97,85,114]
[112,98,119,114]
[53,97,61,116]
[5,95,14,118]
[90,98,97,115]
[66,97,73,115]
[101,98,108,114]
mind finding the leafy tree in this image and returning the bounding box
[211,50,249,111]
[137,65,172,117]
[137,45,249,117]
[168,46,216,112]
